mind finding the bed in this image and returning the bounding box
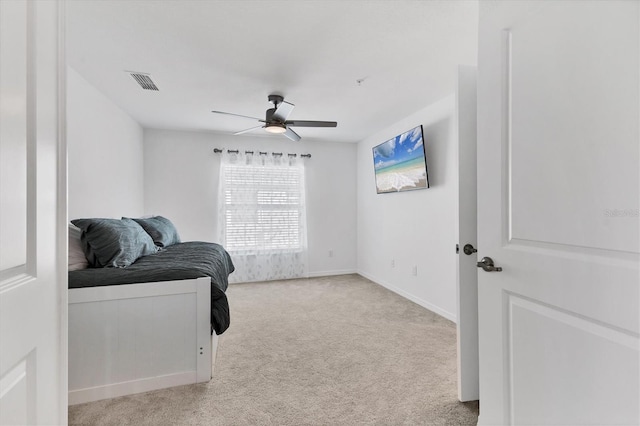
[67,218,234,405]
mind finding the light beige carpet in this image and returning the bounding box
[69,274,479,425]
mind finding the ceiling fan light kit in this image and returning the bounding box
[265,123,287,134]
[212,94,337,142]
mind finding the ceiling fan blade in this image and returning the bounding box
[272,101,295,122]
[284,120,337,128]
[233,125,263,136]
[211,110,264,122]
[283,127,301,142]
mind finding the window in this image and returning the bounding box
[222,163,304,252]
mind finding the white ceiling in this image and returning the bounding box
[67,0,478,143]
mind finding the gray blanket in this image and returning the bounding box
[68,241,235,335]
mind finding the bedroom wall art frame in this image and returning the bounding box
[372,125,429,194]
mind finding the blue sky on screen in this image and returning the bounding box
[373,126,424,170]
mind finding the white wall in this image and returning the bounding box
[357,96,458,321]
[67,67,144,219]
[143,129,358,277]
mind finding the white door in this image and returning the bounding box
[477,1,639,425]
[455,65,479,402]
[0,1,66,424]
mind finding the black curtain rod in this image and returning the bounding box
[213,148,311,158]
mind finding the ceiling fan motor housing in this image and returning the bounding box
[266,94,284,124]
[266,107,277,123]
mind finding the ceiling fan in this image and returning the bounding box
[211,94,337,142]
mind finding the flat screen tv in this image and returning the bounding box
[372,125,429,194]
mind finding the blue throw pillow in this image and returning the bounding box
[128,216,181,248]
[71,218,158,268]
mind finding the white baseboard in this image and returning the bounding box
[307,269,358,278]
[68,371,200,405]
[357,271,457,323]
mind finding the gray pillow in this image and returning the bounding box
[129,216,181,248]
[71,218,158,268]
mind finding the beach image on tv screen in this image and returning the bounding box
[372,125,429,193]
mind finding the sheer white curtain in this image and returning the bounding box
[218,151,308,283]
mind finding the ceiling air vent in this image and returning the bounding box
[127,71,159,91]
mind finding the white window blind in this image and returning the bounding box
[222,163,304,252]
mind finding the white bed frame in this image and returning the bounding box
[68,276,217,405]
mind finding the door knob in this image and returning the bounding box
[463,244,477,255]
[477,257,503,272]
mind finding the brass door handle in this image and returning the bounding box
[477,257,503,272]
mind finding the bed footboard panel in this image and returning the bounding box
[68,277,212,405]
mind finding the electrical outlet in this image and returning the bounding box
[412,265,418,276]
[391,259,395,268]
[328,249,333,258]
